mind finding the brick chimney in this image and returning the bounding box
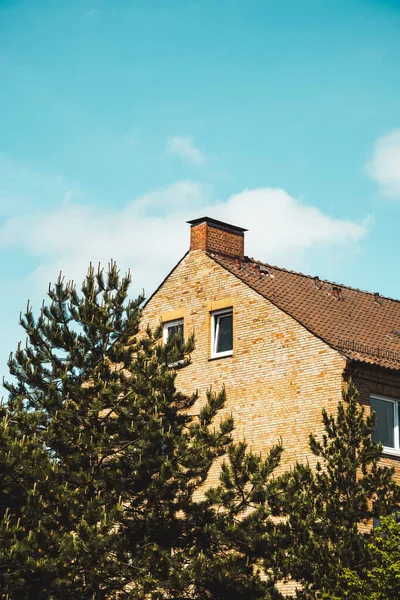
[187,217,247,258]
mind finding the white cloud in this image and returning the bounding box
[0,182,207,300]
[367,129,400,198]
[0,184,367,301]
[166,136,206,166]
[86,9,99,16]
[211,188,368,264]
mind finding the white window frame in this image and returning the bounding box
[163,318,184,345]
[211,308,233,359]
[370,394,400,456]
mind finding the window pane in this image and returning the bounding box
[216,314,233,353]
[371,397,394,448]
[167,322,183,343]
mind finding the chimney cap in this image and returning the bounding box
[187,216,248,234]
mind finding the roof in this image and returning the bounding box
[208,251,400,371]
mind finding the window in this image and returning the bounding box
[163,318,184,367]
[211,309,233,358]
[371,395,400,454]
[163,319,184,345]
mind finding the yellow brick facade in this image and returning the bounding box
[141,237,400,597]
[142,249,345,474]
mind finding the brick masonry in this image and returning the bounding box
[141,249,346,479]
[189,221,245,257]
[141,240,400,597]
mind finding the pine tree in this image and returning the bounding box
[285,381,400,600]
[1,262,286,599]
[0,407,59,598]
[338,515,400,599]
[204,441,290,600]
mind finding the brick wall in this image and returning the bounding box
[206,225,244,256]
[189,221,245,257]
[141,249,345,476]
[140,248,400,597]
[189,222,208,251]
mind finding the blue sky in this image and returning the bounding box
[1,0,400,379]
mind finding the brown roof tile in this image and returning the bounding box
[208,251,400,371]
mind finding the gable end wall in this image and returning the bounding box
[141,250,345,473]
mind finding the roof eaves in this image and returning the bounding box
[344,356,400,373]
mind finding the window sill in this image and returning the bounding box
[382,448,400,459]
[209,352,233,362]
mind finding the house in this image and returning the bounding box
[141,216,400,484]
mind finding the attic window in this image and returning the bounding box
[163,319,184,346]
[211,309,233,358]
[163,318,185,367]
